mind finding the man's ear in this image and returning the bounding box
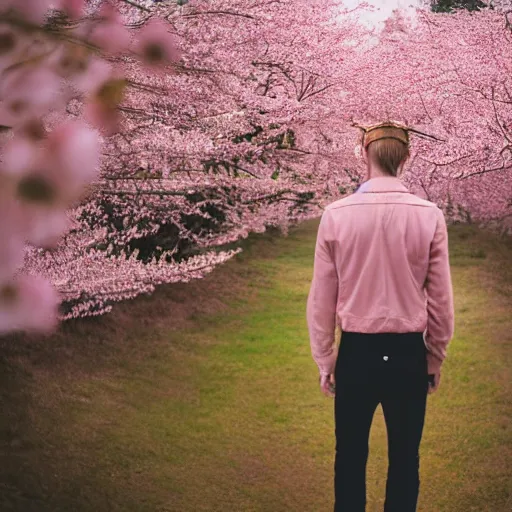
[399,156,408,174]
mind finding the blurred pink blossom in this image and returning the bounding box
[0,274,59,334]
[69,55,112,95]
[2,121,100,208]
[8,0,54,25]
[1,135,41,177]
[59,0,85,19]
[23,207,71,248]
[133,18,181,69]
[83,99,120,135]
[90,3,131,54]
[0,67,61,125]
[0,202,24,280]
[46,120,101,195]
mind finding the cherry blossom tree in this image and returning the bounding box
[5,0,511,326]
[335,5,512,226]
[23,0,369,320]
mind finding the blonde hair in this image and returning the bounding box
[367,138,410,177]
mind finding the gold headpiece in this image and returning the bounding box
[351,120,445,150]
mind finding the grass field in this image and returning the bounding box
[0,219,511,511]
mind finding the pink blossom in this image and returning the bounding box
[83,98,120,135]
[82,72,127,134]
[49,43,91,80]
[0,66,61,125]
[91,22,131,55]
[1,135,41,177]
[0,201,24,280]
[90,4,131,54]
[24,208,71,248]
[0,25,29,76]
[45,120,101,194]
[8,0,54,25]
[2,121,100,208]
[133,18,181,69]
[69,56,112,95]
[0,238,24,281]
[59,0,85,19]
[0,274,59,334]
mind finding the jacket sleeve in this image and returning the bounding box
[424,207,455,374]
[306,209,339,376]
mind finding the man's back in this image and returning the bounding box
[306,176,455,376]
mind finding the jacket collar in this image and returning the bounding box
[359,176,409,194]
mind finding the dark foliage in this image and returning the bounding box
[430,0,488,13]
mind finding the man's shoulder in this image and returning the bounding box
[325,192,439,211]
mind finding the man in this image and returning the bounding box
[306,122,455,512]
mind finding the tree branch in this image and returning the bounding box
[181,10,256,19]
[119,0,151,12]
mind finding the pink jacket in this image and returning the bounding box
[306,176,455,377]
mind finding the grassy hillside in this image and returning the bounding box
[0,220,510,511]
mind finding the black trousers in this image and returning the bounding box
[334,331,429,512]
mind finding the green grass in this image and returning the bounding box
[0,220,510,511]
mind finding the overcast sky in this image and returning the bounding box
[332,0,430,50]
[337,0,429,29]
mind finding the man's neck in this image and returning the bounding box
[367,172,397,180]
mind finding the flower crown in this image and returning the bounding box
[351,120,445,150]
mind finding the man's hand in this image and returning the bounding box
[320,373,336,397]
[427,371,441,394]
[319,372,439,396]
